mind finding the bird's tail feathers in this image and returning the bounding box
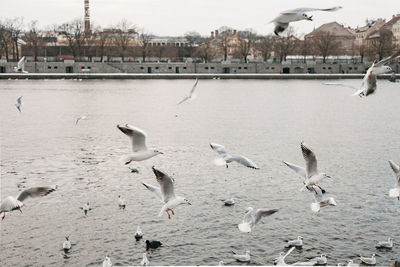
[310,202,320,213]
[389,188,400,198]
[214,157,227,166]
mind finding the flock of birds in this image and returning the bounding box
[2,5,400,266]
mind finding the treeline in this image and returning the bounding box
[0,18,398,63]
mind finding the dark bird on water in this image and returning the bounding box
[146,240,162,250]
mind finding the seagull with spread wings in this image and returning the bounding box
[238,207,279,233]
[177,79,199,105]
[284,142,331,192]
[210,143,259,169]
[142,166,191,219]
[117,124,163,165]
[13,56,28,73]
[323,51,400,97]
[310,185,337,213]
[0,186,57,220]
[15,96,23,112]
[271,6,342,36]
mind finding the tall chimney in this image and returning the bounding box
[215,30,219,38]
[84,0,90,34]
[211,31,214,39]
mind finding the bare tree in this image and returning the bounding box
[58,19,87,60]
[310,31,340,63]
[367,29,394,61]
[217,26,233,61]
[273,27,297,62]
[297,38,311,63]
[112,20,136,61]
[137,30,152,62]
[355,43,367,63]
[93,27,112,62]
[9,17,24,60]
[24,21,43,61]
[184,31,201,58]
[255,35,274,62]
[195,37,216,63]
[0,20,12,60]
[236,29,257,62]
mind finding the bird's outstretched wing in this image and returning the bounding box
[388,160,400,174]
[152,166,175,202]
[375,51,400,67]
[17,56,26,70]
[254,208,279,224]
[210,143,230,158]
[300,142,318,177]
[231,156,259,169]
[16,186,57,202]
[283,161,307,178]
[322,82,358,90]
[117,124,147,152]
[281,6,342,14]
[142,182,163,202]
[177,79,199,105]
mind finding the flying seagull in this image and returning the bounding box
[271,6,342,36]
[238,207,279,233]
[178,78,199,105]
[284,142,331,192]
[117,124,163,165]
[14,56,28,73]
[142,166,191,219]
[75,115,87,125]
[274,247,295,266]
[0,186,57,220]
[310,185,337,213]
[388,160,400,199]
[323,51,400,97]
[210,143,259,169]
[15,96,23,112]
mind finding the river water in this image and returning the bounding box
[0,79,399,266]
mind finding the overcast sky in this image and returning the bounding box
[1,0,398,36]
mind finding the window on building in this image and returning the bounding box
[140,67,144,69]
[88,66,91,69]
[323,67,326,69]
[244,67,248,69]
[238,67,242,69]
[205,67,209,69]
[48,66,51,69]
[328,67,332,70]
[349,67,352,70]
[211,67,214,69]
[54,66,58,69]
[271,67,275,70]
[183,67,187,69]
[168,67,172,69]
[155,67,159,70]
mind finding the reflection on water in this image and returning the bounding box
[0,79,399,266]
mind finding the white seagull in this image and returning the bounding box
[284,142,331,192]
[117,124,163,165]
[142,166,191,219]
[376,237,393,249]
[310,254,327,265]
[232,250,250,262]
[287,236,303,247]
[0,186,57,220]
[135,225,143,240]
[15,96,23,112]
[140,253,150,266]
[103,256,112,267]
[388,160,400,200]
[75,115,87,125]
[275,247,295,266]
[63,236,71,252]
[346,260,359,267]
[177,78,199,105]
[323,51,400,97]
[14,56,28,73]
[210,143,259,169]
[360,254,376,265]
[292,260,318,266]
[271,6,342,36]
[238,207,279,233]
[118,195,126,209]
[221,198,235,206]
[310,185,337,213]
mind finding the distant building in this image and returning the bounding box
[355,19,386,45]
[305,22,356,55]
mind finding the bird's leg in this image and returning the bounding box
[125,160,132,165]
[169,209,175,215]
[166,210,171,219]
[18,208,22,214]
[226,164,229,168]
[1,212,5,221]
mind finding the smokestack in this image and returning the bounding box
[215,30,219,38]
[233,29,237,35]
[84,0,90,34]
[211,31,214,39]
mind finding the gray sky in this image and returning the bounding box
[1,0,398,36]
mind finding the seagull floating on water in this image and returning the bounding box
[238,207,279,233]
[376,237,393,249]
[388,160,400,200]
[135,225,143,241]
[142,166,191,219]
[117,124,163,165]
[221,198,235,206]
[15,96,23,112]
[287,236,303,247]
[284,142,331,192]
[210,143,259,169]
[14,56,28,73]
[360,254,376,265]
[63,236,71,252]
[310,185,336,213]
[103,256,112,267]
[140,252,150,266]
[293,260,318,266]
[232,250,250,262]
[177,78,199,105]
[80,202,92,215]
[346,260,359,266]
[310,254,327,265]
[271,6,342,36]
[118,196,126,210]
[0,186,57,220]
